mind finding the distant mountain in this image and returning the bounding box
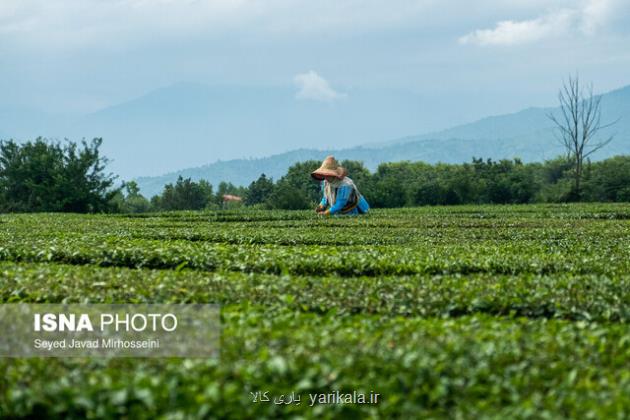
[134,136,563,198]
[133,139,529,197]
[135,85,630,197]
[66,83,443,179]
[2,82,628,196]
[1,82,494,179]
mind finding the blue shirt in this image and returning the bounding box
[320,183,370,215]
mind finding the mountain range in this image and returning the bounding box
[0,83,442,180]
[1,82,628,198]
[134,85,630,197]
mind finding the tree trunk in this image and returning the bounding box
[574,158,582,201]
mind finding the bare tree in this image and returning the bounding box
[547,76,617,200]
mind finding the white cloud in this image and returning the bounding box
[459,11,573,46]
[459,0,625,46]
[3,1,624,52]
[294,71,346,102]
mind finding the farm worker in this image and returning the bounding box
[311,156,370,216]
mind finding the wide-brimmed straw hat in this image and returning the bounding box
[311,155,347,180]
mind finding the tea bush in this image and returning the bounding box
[0,204,629,418]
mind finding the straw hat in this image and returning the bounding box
[311,156,347,180]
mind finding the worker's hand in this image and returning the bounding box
[315,205,325,213]
[321,209,331,217]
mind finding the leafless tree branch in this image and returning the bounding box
[546,75,617,199]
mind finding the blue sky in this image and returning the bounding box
[1,0,630,135]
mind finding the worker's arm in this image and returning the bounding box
[357,194,370,213]
[316,182,328,212]
[328,185,352,214]
[316,194,328,213]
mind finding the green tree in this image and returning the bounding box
[215,181,245,202]
[265,180,311,210]
[582,156,630,202]
[470,158,538,204]
[340,160,371,188]
[245,174,275,206]
[120,181,151,213]
[154,176,213,211]
[0,137,118,213]
[535,157,574,202]
[367,162,426,207]
[278,160,322,204]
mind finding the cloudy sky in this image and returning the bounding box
[1,0,630,127]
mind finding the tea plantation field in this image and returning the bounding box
[1,204,629,418]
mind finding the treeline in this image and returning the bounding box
[109,178,248,213]
[0,138,117,213]
[362,157,630,206]
[110,161,319,213]
[2,138,629,214]
[119,156,630,212]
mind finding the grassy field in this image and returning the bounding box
[0,204,629,419]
